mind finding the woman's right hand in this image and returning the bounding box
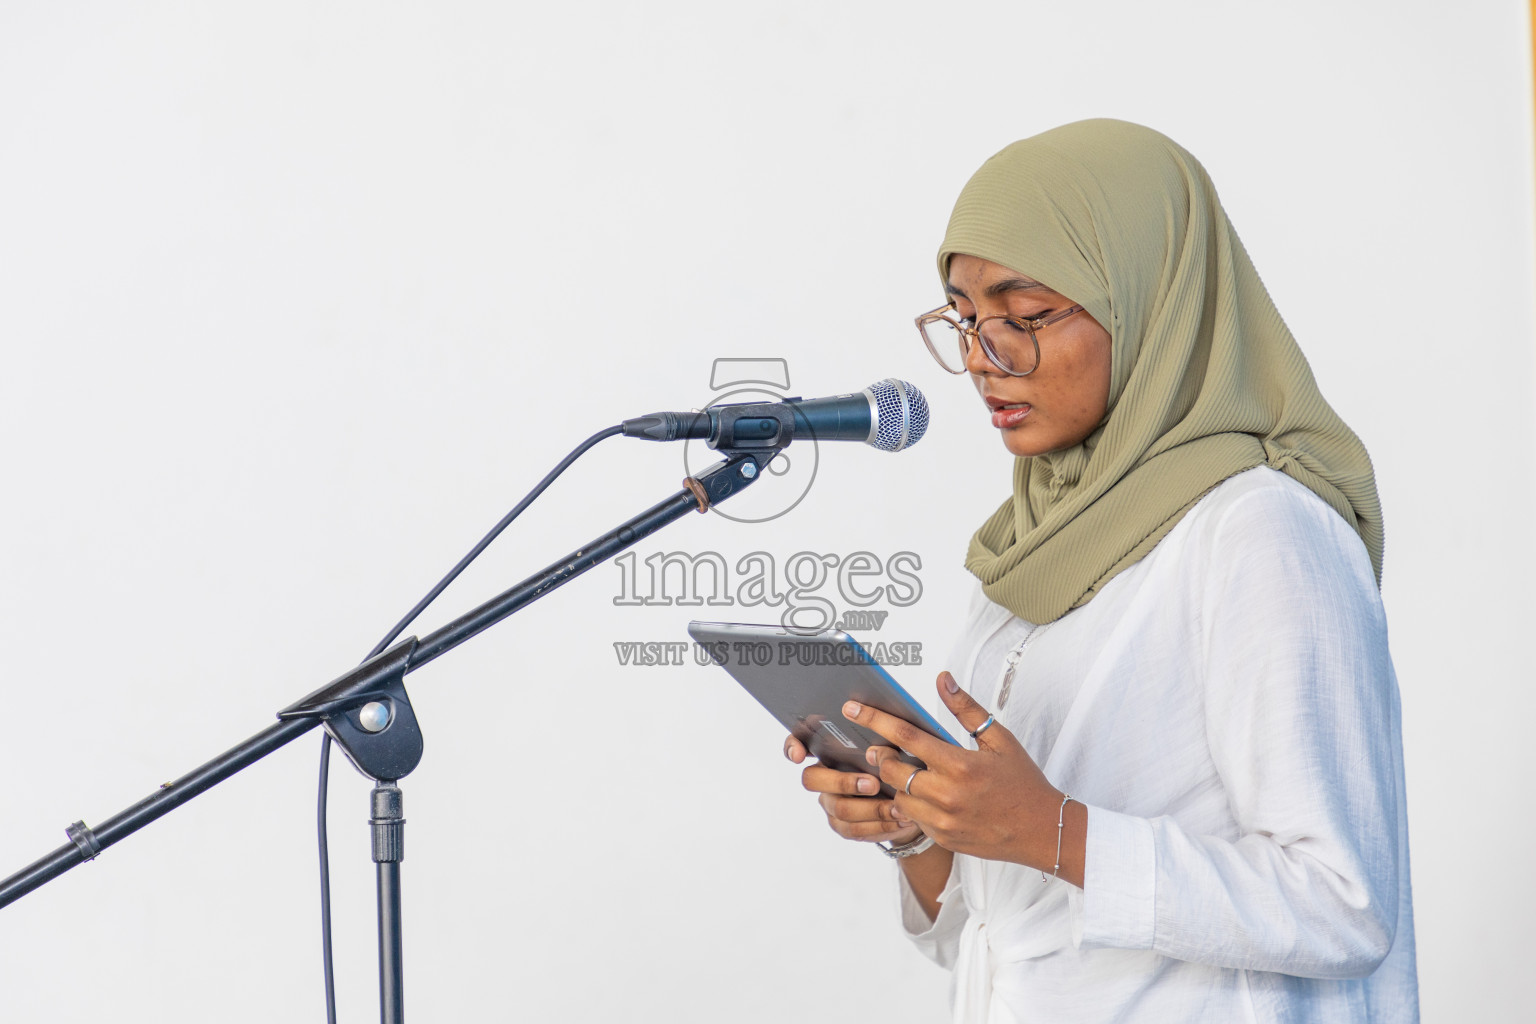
[784,734,922,845]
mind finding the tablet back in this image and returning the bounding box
[687,620,958,792]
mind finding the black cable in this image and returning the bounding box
[317,735,336,1023]
[317,424,624,1021]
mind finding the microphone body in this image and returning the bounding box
[622,378,928,453]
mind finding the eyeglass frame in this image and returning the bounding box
[914,302,1086,377]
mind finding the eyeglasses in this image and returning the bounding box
[914,302,1085,377]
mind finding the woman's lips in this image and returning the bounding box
[991,403,1031,428]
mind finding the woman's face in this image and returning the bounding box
[946,254,1112,458]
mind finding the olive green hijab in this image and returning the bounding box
[944,119,1383,624]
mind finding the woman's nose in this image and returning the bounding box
[963,327,1004,376]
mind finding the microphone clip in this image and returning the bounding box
[708,399,803,451]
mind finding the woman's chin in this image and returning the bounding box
[997,419,1096,459]
[1000,428,1053,459]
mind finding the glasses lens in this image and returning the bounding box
[920,317,969,373]
[978,318,1038,375]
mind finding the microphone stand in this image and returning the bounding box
[0,443,781,1024]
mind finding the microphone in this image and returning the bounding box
[622,378,929,453]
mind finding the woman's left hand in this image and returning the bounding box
[846,670,1085,883]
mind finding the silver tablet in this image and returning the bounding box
[687,620,959,796]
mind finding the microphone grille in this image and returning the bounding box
[867,378,929,452]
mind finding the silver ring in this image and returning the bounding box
[969,715,996,740]
[904,767,924,796]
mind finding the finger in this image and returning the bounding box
[864,743,901,772]
[784,735,807,764]
[834,818,917,842]
[801,762,883,797]
[935,671,999,741]
[842,699,958,769]
[819,792,900,824]
[870,752,932,802]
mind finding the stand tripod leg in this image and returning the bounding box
[371,782,405,1024]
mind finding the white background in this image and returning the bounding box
[1,3,1531,1021]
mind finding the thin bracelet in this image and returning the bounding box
[1043,793,1073,881]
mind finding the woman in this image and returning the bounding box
[785,120,1417,1021]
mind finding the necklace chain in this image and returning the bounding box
[997,623,1046,709]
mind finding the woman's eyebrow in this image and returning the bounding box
[986,277,1045,297]
[944,277,1045,301]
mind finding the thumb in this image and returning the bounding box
[936,671,994,739]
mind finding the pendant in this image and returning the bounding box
[997,623,1045,709]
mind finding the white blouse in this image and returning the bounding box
[899,467,1418,1022]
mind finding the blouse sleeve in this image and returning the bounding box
[1065,481,1405,978]
[897,861,969,969]
[895,579,998,966]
